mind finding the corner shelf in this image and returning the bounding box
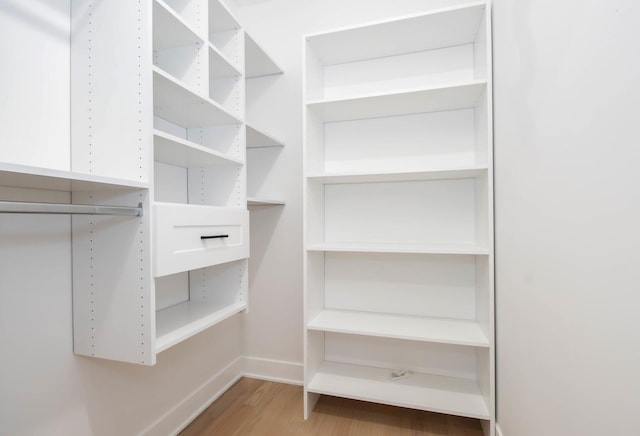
[246,123,285,148]
[245,32,283,78]
[308,309,489,347]
[308,361,490,420]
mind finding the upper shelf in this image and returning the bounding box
[305,2,486,66]
[245,33,283,78]
[209,0,240,34]
[153,129,243,167]
[153,0,204,51]
[246,124,284,148]
[153,66,242,127]
[0,162,148,192]
[209,42,242,79]
[306,80,486,122]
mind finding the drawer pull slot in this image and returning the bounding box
[201,234,229,240]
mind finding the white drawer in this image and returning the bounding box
[154,203,249,277]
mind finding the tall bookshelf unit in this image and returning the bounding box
[303,2,495,434]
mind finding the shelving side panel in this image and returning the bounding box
[0,0,70,171]
[324,252,477,320]
[71,0,152,183]
[323,179,477,245]
[72,189,155,365]
[324,108,476,173]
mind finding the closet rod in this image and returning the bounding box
[0,201,143,217]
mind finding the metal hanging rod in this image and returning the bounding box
[0,201,143,217]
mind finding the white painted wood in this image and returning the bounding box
[303,2,493,426]
[209,42,242,79]
[246,124,284,148]
[307,167,487,184]
[161,0,207,37]
[305,2,486,66]
[72,189,155,365]
[247,197,285,206]
[156,301,246,352]
[323,108,478,173]
[0,162,148,192]
[307,81,487,122]
[323,179,478,245]
[245,32,282,78]
[154,162,188,203]
[154,203,249,277]
[0,0,70,171]
[209,0,239,33]
[308,361,490,420]
[323,252,478,320]
[154,0,204,50]
[154,129,244,167]
[155,271,189,311]
[71,0,152,183]
[153,66,241,127]
[309,310,489,347]
[307,241,489,255]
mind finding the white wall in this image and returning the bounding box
[493,0,640,435]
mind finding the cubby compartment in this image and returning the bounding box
[307,176,489,252]
[208,0,242,70]
[153,0,207,94]
[305,2,487,101]
[306,332,491,420]
[155,259,248,352]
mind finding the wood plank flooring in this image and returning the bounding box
[180,378,484,435]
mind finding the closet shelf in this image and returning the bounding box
[247,197,285,206]
[153,0,205,50]
[209,42,242,79]
[305,2,486,66]
[308,309,489,347]
[246,124,285,148]
[307,242,489,255]
[306,80,486,122]
[153,66,242,128]
[154,129,244,167]
[306,166,487,184]
[156,300,247,353]
[245,33,283,78]
[209,0,240,34]
[0,162,148,192]
[307,361,491,420]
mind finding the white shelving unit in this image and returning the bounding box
[303,2,494,434]
[26,0,253,366]
[244,32,285,207]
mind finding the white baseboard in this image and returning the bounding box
[243,356,304,385]
[140,356,244,436]
[496,423,504,436]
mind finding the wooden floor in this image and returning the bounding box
[180,378,484,435]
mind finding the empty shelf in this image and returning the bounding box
[245,33,283,78]
[308,309,489,347]
[307,166,487,184]
[156,300,247,353]
[153,67,242,127]
[308,361,490,420]
[246,124,284,148]
[307,242,489,255]
[247,197,285,206]
[153,0,204,50]
[154,129,243,167]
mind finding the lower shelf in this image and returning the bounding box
[247,197,286,206]
[156,300,247,353]
[307,361,490,420]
